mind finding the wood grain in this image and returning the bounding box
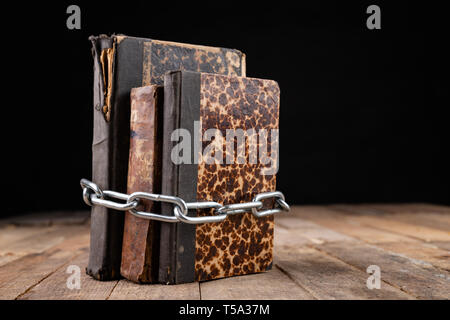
[0,225,55,266]
[332,205,450,249]
[332,204,450,232]
[274,222,414,299]
[109,280,200,300]
[0,226,89,300]
[276,247,413,300]
[0,225,53,247]
[276,212,450,299]
[200,266,314,300]
[19,251,117,300]
[286,206,450,271]
[0,225,85,267]
[314,241,449,299]
[0,205,449,300]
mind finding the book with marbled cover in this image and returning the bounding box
[161,71,279,284]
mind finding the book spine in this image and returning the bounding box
[120,85,162,283]
[159,71,200,284]
[159,72,181,284]
[87,36,144,280]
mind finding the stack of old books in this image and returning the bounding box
[87,35,281,284]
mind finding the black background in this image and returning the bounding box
[3,1,449,216]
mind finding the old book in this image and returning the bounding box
[88,35,124,281]
[120,85,163,283]
[160,71,280,284]
[88,35,246,282]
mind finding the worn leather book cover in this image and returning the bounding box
[88,34,246,281]
[120,85,163,283]
[160,71,280,284]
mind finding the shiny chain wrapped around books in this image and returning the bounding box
[80,178,290,224]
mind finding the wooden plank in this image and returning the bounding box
[374,204,450,231]
[0,226,89,300]
[0,207,447,300]
[399,203,450,214]
[109,280,200,300]
[429,241,450,251]
[275,214,354,243]
[18,251,117,300]
[329,205,450,247]
[333,204,450,232]
[200,266,314,300]
[275,246,413,300]
[0,225,54,251]
[273,222,414,299]
[274,224,311,249]
[294,205,450,245]
[0,225,48,242]
[284,207,450,271]
[370,203,450,214]
[275,213,450,299]
[370,242,450,272]
[0,225,88,267]
[315,241,450,299]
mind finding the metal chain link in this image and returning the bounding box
[80,178,290,224]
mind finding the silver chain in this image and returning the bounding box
[80,178,290,224]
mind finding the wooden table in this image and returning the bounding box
[0,204,449,300]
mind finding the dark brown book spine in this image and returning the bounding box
[120,86,162,283]
[159,71,201,284]
[158,72,180,284]
[87,35,144,280]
